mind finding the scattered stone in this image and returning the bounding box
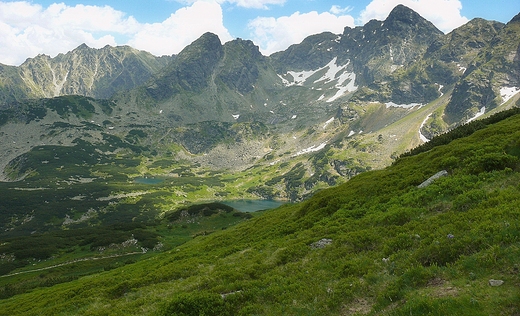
[220,290,242,299]
[418,170,448,188]
[488,279,504,287]
[310,238,333,249]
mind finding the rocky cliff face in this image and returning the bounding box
[0,64,33,105]
[145,32,224,100]
[445,15,520,123]
[272,5,444,84]
[0,44,172,103]
[138,32,282,124]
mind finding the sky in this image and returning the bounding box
[0,0,518,66]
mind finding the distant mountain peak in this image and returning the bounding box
[509,12,520,24]
[175,32,222,63]
[75,43,91,51]
[385,4,442,34]
[386,4,423,22]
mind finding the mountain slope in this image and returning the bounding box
[0,109,519,315]
[0,44,172,103]
[444,13,520,123]
[272,5,444,97]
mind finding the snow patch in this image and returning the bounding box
[326,71,357,102]
[280,57,358,101]
[283,68,318,86]
[348,131,355,137]
[385,102,423,109]
[390,65,402,72]
[457,64,466,73]
[293,142,327,157]
[419,113,432,143]
[437,84,444,97]
[323,117,334,129]
[291,115,297,119]
[277,74,291,86]
[232,114,240,120]
[500,87,520,104]
[466,107,485,123]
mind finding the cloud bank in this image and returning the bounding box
[178,0,287,10]
[0,0,232,65]
[248,10,355,55]
[127,1,232,57]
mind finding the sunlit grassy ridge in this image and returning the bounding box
[1,111,520,315]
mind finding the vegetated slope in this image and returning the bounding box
[1,109,519,315]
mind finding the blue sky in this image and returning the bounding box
[0,0,518,65]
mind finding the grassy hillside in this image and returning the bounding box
[1,110,520,315]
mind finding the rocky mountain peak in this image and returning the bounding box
[384,4,443,35]
[218,38,265,94]
[386,4,425,24]
[145,32,225,99]
[175,32,223,63]
[509,12,520,24]
[75,43,91,51]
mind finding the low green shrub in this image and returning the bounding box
[161,292,241,316]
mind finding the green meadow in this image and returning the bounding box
[0,109,519,315]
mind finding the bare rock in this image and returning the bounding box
[310,238,333,249]
[488,279,504,287]
[418,170,448,188]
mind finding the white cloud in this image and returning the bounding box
[0,0,232,65]
[248,11,355,55]
[359,0,469,33]
[128,1,232,57]
[225,0,286,9]
[178,0,286,9]
[330,5,352,15]
[0,1,139,65]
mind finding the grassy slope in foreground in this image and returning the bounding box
[1,112,520,315]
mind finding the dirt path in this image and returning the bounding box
[0,251,143,278]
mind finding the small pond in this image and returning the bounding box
[222,200,287,213]
[134,177,164,184]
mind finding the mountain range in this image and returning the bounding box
[0,4,518,199]
[0,5,519,315]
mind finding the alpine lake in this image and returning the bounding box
[133,177,286,212]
